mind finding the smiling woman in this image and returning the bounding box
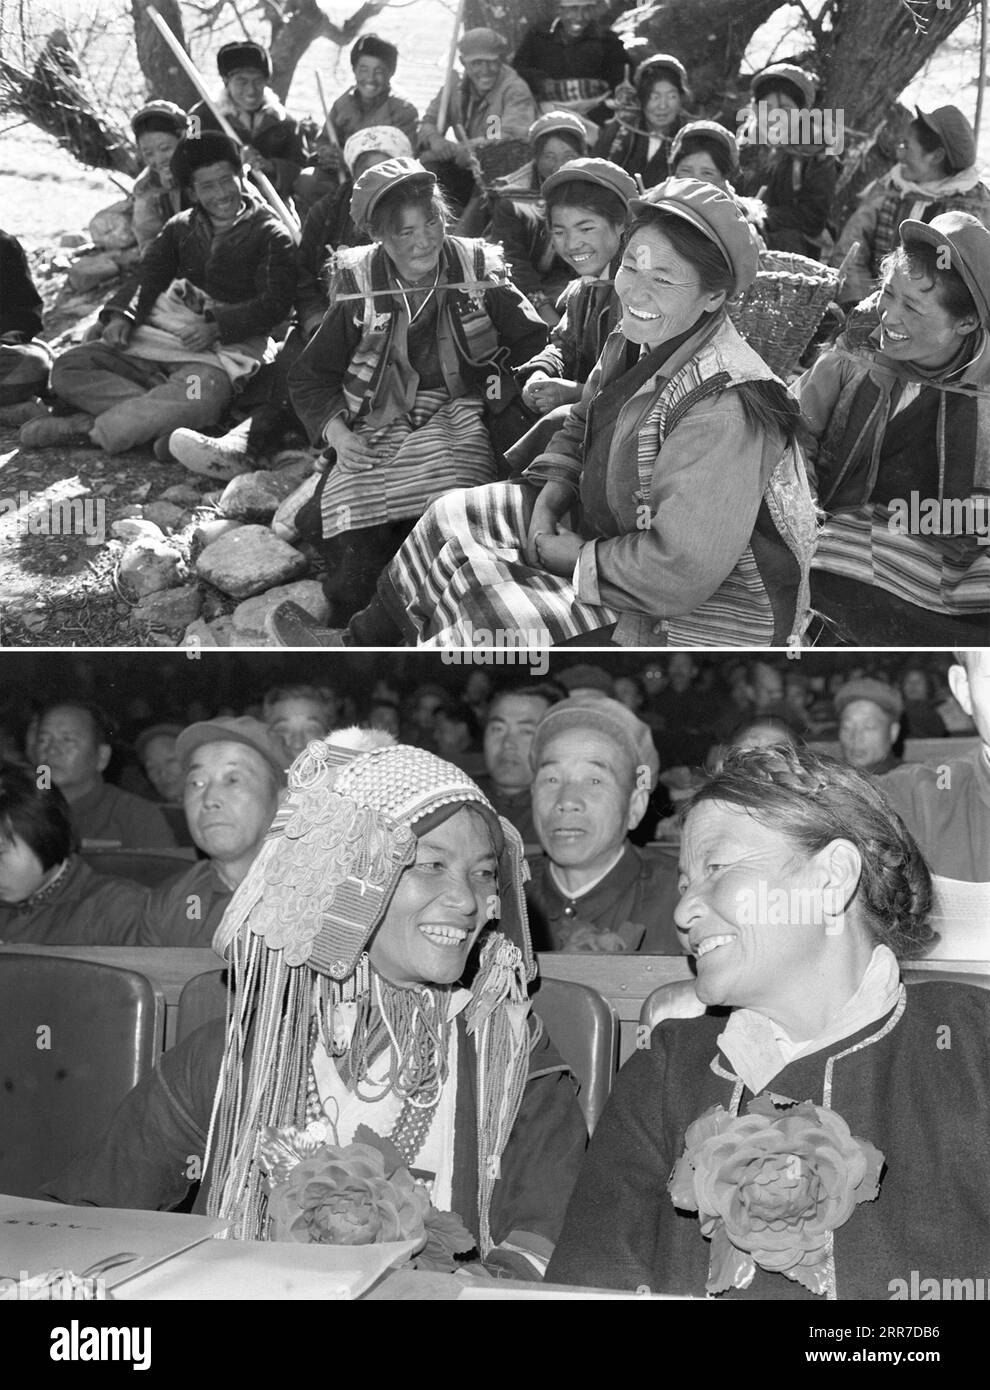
[547,743,990,1299]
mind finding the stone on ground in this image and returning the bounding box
[230,579,328,643]
[130,584,202,634]
[218,469,297,523]
[181,615,235,648]
[196,524,307,599]
[142,501,188,532]
[67,252,120,292]
[159,483,206,506]
[118,536,187,598]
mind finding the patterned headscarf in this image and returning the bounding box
[342,125,413,176]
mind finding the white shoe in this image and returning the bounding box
[169,426,253,480]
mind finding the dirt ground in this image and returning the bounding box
[0,7,986,647]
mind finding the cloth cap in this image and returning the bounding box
[132,100,187,139]
[541,155,637,209]
[914,105,977,175]
[833,678,904,722]
[530,693,660,790]
[751,63,816,108]
[350,32,399,76]
[213,738,534,981]
[898,210,990,328]
[342,125,413,174]
[556,663,615,696]
[170,131,242,185]
[670,119,739,175]
[628,175,760,294]
[636,53,689,94]
[217,40,271,78]
[134,722,184,759]
[350,155,435,231]
[177,716,288,786]
[528,109,590,147]
[459,27,505,61]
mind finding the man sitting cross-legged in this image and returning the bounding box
[21,132,296,457]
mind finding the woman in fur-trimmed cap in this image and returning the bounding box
[43,731,587,1278]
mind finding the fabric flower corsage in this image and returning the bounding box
[258,1120,475,1270]
[668,1096,884,1296]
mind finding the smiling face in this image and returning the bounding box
[532,728,647,884]
[673,150,727,189]
[183,741,280,869]
[484,693,551,791]
[676,801,839,1014]
[558,1,597,37]
[224,67,266,113]
[189,161,243,224]
[549,203,623,277]
[616,224,725,346]
[643,77,681,133]
[137,130,181,178]
[878,262,977,370]
[378,201,445,283]
[464,57,501,96]
[369,807,498,986]
[0,832,50,904]
[353,54,390,102]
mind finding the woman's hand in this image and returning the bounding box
[179,318,220,351]
[324,417,390,472]
[534,525,582,577]
[522,375,580,415]
[101,315,132,349]
[428,135,461,162]
[524,480,573,565]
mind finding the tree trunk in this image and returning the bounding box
[267,0,389,102]
[129,0,199,109]
[819,0,977,137]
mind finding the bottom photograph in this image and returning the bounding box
[0,647,987,1307]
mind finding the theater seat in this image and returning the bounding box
[82,846,196,887]
[639,979,711,1034]
[531,977,618,1135]
[0,954,160,1196]
[176,969,228,1044]
[903,969,990,991]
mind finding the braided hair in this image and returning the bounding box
[684,744,936,959]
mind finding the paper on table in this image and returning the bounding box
[458,1285,698,1300]
[0,1195,228,1288]
[114,1237,422,1300]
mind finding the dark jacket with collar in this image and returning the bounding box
[122,197,297,344]
[525,841,681,953]
[548,981,990,1297]
[0,856,147,946]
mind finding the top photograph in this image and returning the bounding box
[1,0,988,650]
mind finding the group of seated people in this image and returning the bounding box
[2,13,989,648]
[1,651,985,961]
[8,647,985,1296]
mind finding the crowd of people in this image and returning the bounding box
[6,646,981,1298]
[1,8,988,647]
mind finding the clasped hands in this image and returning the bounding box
[525,481,582,576]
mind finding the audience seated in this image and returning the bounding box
[34,701,177,851]
[835,677,903,776]
[898,665,948,739]
[833,105,990,308]
[139,716,285,947]
[189,40,306,201]
[486,111,590,325]
[133,721,195,848]
[596,53,692,187]
[0,230,52,408]
[736,63,838,259]
[474,681,562,848]
[22,133,297,458]
[524,694,681,953]
[418,28,537,211]
[294,34,418,217]
[0,764,146,945]
[512,0,632,127]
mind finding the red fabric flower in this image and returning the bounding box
[668,1096,884,1295]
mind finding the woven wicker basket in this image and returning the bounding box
[728,250,839,378]
[473,138,533,189]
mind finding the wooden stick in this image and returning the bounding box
[314,69,347,185]
[436,0,467,138]
[145,6,300,242]
[976,0,988,154]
